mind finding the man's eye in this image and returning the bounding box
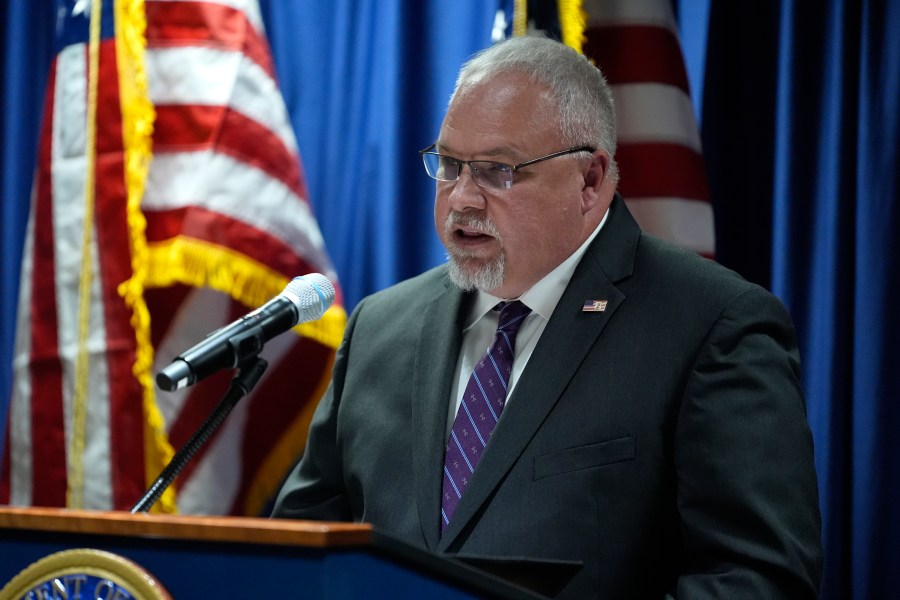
[437,158,461,176]
[485,162,511,173]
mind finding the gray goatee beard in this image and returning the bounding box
[443,212,505,292]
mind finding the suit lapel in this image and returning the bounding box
[411,280,468,550]
[437,195,640,550]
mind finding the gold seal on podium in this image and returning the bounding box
[0,548,171,600]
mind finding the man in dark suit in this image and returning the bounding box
[272,36,822,598]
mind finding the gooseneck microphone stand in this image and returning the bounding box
[131,356,268,514]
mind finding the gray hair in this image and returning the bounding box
[452,36,618,179]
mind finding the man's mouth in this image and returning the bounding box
[454,225,494,241]
[445,212,501,247]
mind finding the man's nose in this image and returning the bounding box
[446,164,486,211]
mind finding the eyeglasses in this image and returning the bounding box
[419,144,595,190]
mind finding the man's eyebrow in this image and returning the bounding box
[434,143,523,160]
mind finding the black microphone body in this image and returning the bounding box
[156,273,335,392]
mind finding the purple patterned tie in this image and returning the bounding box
[441,300,532,533]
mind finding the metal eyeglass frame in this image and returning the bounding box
[419,144,596,190]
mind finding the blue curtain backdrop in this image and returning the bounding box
[1,1,898,598]
[691,2,900,598]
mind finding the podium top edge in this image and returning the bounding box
[0,506,372,548]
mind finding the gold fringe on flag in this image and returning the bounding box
[114,0,178,514]
[557,0,587,54]
[146,238,347,351]
[509,0,586,54]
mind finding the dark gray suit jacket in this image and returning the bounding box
[273,196,823,598]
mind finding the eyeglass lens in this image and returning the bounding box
[422,153,513,190]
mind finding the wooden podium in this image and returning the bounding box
[0,507,545,599]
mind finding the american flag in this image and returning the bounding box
[1,0,344,516]
[509,0,715,257]
[582,0,714,256]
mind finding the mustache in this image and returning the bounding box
[443,212,501,240]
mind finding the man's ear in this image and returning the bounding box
[582,150,611,214]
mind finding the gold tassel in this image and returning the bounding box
[513,0,529,36]
[69,0,105,511]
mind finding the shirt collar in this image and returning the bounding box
[463,208,609,329]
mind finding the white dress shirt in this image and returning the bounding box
[446,210,609,433]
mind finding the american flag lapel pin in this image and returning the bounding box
[582,299,608,312]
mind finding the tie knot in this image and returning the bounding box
[497,300,532,333]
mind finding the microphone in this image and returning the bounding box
[155,273,335,392]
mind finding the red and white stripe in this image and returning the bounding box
[3,0,342,516]
[583,0,715,256]
[142,0,341,515]
[3,35,149,509]
[143,0,334,274]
